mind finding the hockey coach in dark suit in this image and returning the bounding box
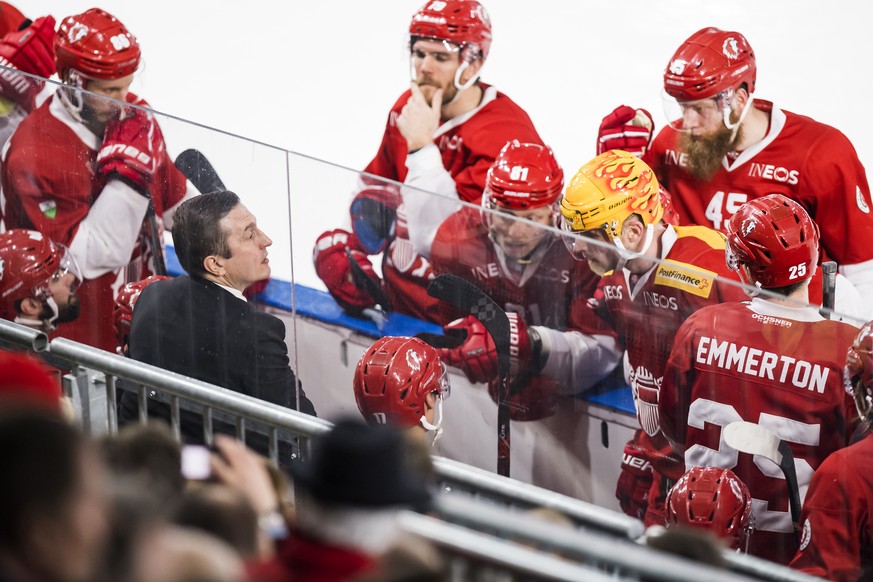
[119,190,316,450]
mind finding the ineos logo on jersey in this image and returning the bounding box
[748,163,799,185]
[602,285,623,301]
[643,291,678,311]
[438,135,462,151]
[663,149,689,168]
[472,262,500,280]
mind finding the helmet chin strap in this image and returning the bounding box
[612,224,656,272]
[419,396,444,445]
[58,70,87,123]
[723,93,754,140]
[444,58,481,106]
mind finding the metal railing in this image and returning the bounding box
[0,320,822,581]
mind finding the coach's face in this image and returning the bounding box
[212,204,273,292]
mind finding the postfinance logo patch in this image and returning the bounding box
[654,260,716,298]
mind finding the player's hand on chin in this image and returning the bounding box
[398,82,441,153]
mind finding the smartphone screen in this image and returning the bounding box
[181,445,212,480]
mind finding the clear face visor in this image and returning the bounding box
[662,88,743,132]
[558,215,611,260]
[483,195,554,249]
[420,361,451,444]
[54,243,82,292]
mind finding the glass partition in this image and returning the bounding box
[1,65,867,567]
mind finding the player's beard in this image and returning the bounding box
[416,78,456,105]
[679,120,744,181]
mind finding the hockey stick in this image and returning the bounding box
[345,248,392,330]
[145,203,167,276]
[426,274,512,476]
[723,421,801,537]
[819,260,837,319]
[175,149,226,194]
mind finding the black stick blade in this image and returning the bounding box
[175,149,226,194]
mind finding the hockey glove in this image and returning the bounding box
[313,229,380,313]
[597,105,654,158]
[97,105,166,197]
[437,315,498,384]
[438,312,540,385]
[350,185,401,255]
[0,15,56,107]
[615,437,653,520]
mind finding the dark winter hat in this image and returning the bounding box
[290,417,431,509]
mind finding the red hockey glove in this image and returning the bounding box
[437,315,497,384]
[97,105,166,197]
[438,312,541,385]
[615,437,653,520]
[0,15,56,107]
[313,229,380,313]
[597,105,654,158]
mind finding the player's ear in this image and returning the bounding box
[458,57,482,85]
[622,215,645,246]
[18,297,42,317]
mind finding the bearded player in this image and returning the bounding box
[597,28,873,316]
[430,140,621,420]
[560,149,747,526]
[314,0,544,322]
[659,194,860,564]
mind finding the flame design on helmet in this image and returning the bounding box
[561,150,663,240]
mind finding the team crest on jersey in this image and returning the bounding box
[798,518,812,551]
[654,260,715,298]
[38,200,57,219]
[856,185,870,214]
[630,365,662,437]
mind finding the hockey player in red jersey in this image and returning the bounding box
[597,28,873,315]
[431,141,621,420]
[0,229,81,331]
[353,335,451,444]
[1,8,191,352]
[560,149,747,526]
[789,321,873,580]
[659,194,860,564]
[0,4,56,151]
[314,0,543,322]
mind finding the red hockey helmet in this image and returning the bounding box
[845,320,873,424]
[0,229,64,316]
[55,8,140,80]
[114,275,170,350]
[666,466,753,550]
[725,194,819,289]
[484,141,564,211]
[664,27,756,101]
[409,0,492,62]
[0,2,26,37]
[354,336,450,428]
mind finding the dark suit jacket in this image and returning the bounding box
[119,275,316,452]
